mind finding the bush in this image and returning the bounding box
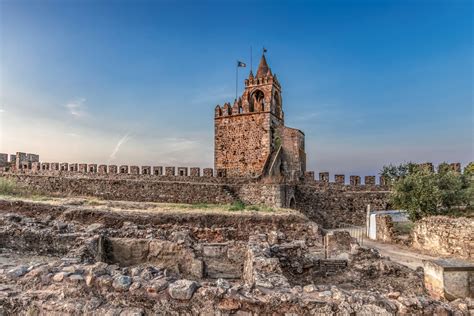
[228,201,246,211]
[0,178,21,196]
[385,162,472,221]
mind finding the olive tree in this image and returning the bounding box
[381,162,472,221]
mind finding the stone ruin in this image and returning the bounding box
[0,199,472,315]
[0,53,473,314]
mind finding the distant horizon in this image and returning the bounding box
[1,0,472,176]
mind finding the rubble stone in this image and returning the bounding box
[168,280,199,300]
[113,275,132,292]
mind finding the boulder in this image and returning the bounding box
[168,280,198,300]
[146,279,169,293]
[7,265,28,278]
[113,275,132,292]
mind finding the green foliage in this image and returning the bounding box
[228,200,246,211]
[464,162,474,176]
[379,162,417,183]
[0,178,21,196]
[387,162,472,221]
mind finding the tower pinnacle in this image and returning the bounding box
[256,54,272,78]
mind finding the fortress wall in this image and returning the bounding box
[3,170,255,185]
[1,172,390,227]
[295,185,390,228]
[2,174,239,205]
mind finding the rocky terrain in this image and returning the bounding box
[0,197,472,315]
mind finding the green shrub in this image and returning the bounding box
[228,201,246,211]
[0,178,21,196]
[385,162,472,221]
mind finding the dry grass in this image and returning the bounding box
[0,194,296,217]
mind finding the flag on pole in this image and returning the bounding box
[237,61,246,67]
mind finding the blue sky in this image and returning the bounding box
[0,0,472,177]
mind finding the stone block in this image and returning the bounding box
[203,168,213,177]
[78,164,87,173]
[50,163,59,171]
[203,244,228,258]
[98,165,107,174]
[319,172,329,182]
[165,167,175,176]
[335,175,345,184]
[108,165,117,174]
[130,166,139,175]
[423,259,474,301]
[364,176,375,186]
[190,167,200,177]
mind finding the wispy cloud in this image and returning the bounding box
[65,98,86,117]
[108,133,131,162]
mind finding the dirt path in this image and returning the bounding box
[363,239,439,270]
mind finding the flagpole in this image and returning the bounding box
[235,61,238,101]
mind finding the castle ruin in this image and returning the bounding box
[0,54,467,227]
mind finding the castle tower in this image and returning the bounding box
[214,54,306,179]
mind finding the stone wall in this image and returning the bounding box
[411,216,474,260]
[214,112,273,177]
[1,172,390,226]
[295,185,390,228]
[3,174,237,205]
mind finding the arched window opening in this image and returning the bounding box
[238,105,243,114]
[250,90,265,112]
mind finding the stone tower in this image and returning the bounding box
[214,54,306,179]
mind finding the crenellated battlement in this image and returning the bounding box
[1,152,468,187]
[301,161,469,187]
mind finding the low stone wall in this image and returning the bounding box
[411,216,474,260]
[295,185,390,228]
